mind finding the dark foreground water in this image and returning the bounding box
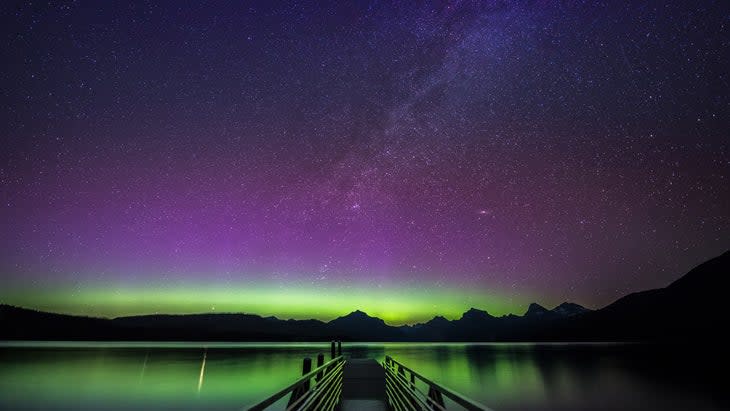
[0,342,724,411]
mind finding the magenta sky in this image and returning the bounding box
[1,1,728,320]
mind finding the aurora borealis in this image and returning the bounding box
[1,1,729,325]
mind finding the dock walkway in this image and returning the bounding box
[340,359,386,411]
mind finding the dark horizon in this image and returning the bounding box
[3,249,726,343]
[3,248,725,326]
[0,301,584,324]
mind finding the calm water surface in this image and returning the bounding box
[0,342,723,410]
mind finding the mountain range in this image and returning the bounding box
[1,250,726,342]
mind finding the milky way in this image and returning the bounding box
[1,1,728,324]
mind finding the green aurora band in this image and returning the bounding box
[0,282,534,325]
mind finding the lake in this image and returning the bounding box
[0,342,723,410]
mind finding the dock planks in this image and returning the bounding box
[339,359,387,411]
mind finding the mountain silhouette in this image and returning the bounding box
[544,250,728,341]
[1,250,726,342]
[551,302,590,317]
[524,303,551,317]
[459,307,495,322]
[328,310,399,340]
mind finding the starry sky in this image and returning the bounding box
[1,1,728,324]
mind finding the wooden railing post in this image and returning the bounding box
[302,358,312,390]
[330,341,336,359]
[316,353,324,382]
[428,385,445,408]
[337,341,342,356]
[287,357,312,408]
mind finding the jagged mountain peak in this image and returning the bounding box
[346,309,368,317]
[524,303,550,316]
[551,302,590,317]
[460,307,494,321]
[329,310,385,326]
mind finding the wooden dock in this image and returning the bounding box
[246,341,493,411]
[340,359,387,411]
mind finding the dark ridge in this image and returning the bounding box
[2,250,726,342]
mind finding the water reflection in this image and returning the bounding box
[0,342,723,411]
[197,349,207,394]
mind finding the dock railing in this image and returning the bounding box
[246,341,345,411]
[383,356,493,411]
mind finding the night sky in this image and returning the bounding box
[1,1,728,324]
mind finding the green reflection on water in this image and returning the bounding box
[0,342,318,410]
[0,342,722,411]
